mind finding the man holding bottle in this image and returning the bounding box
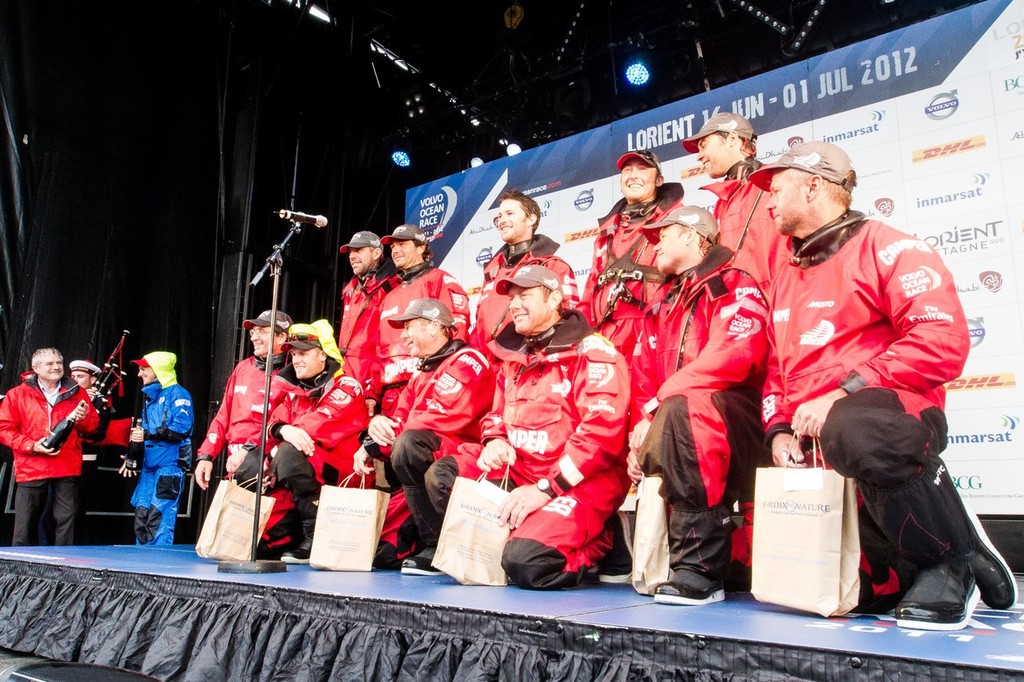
[0,347,98,545]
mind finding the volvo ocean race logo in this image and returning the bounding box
[924,90,959,120]
[416,187,458,241]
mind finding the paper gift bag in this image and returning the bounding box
[751,461,860,617]
[309,475,391,572]
[196,478,276,562]
[433,473,511,586]
[631,475,671,595]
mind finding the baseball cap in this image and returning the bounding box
[130,358,150,368]
[69,360,101,375]
[387,298,455,328]
[243,309,293,333]
[616,149,662,176]
[643,206,719,245]
[682,113,757,153]
[380,224,428,245]
[339,231,382,253]
[748,141,858,192]
[282,323,322,351]
[495,264,561,296]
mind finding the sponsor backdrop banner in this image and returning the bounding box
[405,0,1024,515]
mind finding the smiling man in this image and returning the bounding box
[356,298,495,574]
[628,206,770,605]
[471,188,578,361]
[423,265,632,590]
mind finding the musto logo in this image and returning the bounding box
[417,187,458,240]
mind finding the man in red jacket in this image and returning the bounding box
[338,231,400,414]
[0,347,98,545]
[426,265,633,589]
[629,206,771,605]
[750,141,1016,630]
[681,113,786,293]
[472,188,578,362]
[355,298,496,574]
[194,309,298,558]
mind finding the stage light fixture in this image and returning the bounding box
[470,157,484,168]
[391,150,411,168]
[728,0,790,35]
[506,143,522,156]
[624,59,651,87]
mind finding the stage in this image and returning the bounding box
[0,545,1020,681]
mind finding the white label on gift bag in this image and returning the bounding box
[477,480,511,506]
[782,467,825,491]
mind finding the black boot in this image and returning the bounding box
[400,484,443,576]
[895,557,979,631]
[653,505,731,606]
[281,493,318,565]
[596,511,633,583]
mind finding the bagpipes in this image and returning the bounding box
[91,330,129,410]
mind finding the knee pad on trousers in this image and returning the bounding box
[271,443,320,499]
[391,429,442,485]
[503,537,584,590]
[859,456,974,565]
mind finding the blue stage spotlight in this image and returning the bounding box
[391,150,411,168]
[624,59,650,87]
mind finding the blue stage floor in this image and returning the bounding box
[0,544,1021,681]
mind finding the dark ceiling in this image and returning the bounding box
[352,0,984,171]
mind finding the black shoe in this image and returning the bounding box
[966,507,1018,610]
[401,546,442,576]
[652,570,724,606]
[895,559,979,631]
[597,567,632,584]
[281,539,312,565]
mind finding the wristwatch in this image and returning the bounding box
[536,478,557,499]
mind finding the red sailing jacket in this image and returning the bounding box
[579,183,685,353]
[337,260,401,391]
[268,360,369,478]
[0,373,99,483]
[472,234,579,358]
[385,340,496,454]
[483,310,630,497]
[197,355,288,460]
[703,173,787,294]
[632,245,770,423]
[374,263,471,409]
[763,214,970,433]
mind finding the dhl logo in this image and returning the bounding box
[466,285,483,296]
[680,165,706,180]
[912,135,986,163]
[946,373,1016,391]
[564,226,601,243]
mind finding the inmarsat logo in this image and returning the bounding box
[924,90,959,120]
[947,415,1018,446]
[574,189,595,212]
[967,317,986,348]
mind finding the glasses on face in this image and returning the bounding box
[288,333,318,343]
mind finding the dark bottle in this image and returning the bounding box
[41,400,86,451]
[124,419,144,471]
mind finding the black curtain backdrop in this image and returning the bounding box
[0,0,410,544]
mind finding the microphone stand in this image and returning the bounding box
[218,221,304,574]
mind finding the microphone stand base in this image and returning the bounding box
[217,559,287,574]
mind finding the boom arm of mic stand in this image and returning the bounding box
[250,222,303,288]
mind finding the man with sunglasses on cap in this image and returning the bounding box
[373,223,471,419]
[338,231,400,414]
[682,113,786,294]
[424,265,632,590]
[472,188,579,363]
[125,351,194,545]
[355,298,496,574]
[750,141,1016,630]
[240,319,368,564]
[194,309,303,558]
[579,149,685,360]
[628,206,771,605]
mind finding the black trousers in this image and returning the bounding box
[14,476,79,546]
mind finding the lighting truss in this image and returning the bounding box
[727,0,791,36]
[791,0,830,51]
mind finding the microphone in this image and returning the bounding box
[275,210,328,227]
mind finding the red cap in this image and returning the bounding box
[130,358,150,368]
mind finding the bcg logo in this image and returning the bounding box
[952,475,983,490]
